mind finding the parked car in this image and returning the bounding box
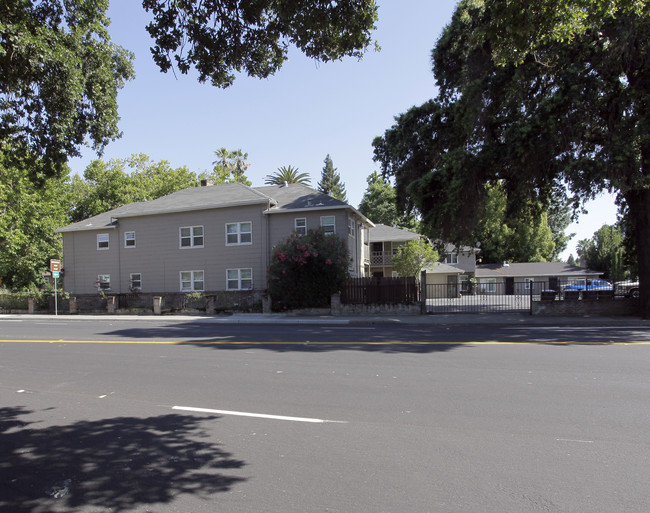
[563,279,613,291]
[615,280,640,298]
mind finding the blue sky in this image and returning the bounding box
[68,0,617,260]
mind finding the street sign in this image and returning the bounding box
[50,259,61,272]
[52,271,60,279]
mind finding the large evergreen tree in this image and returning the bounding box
[373,1,650,317]
[317,155,347,202]
[358,172,416,229]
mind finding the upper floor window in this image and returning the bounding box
[124,231,136,248]
[321,215,335,235]
[226,222,252,245]
[180,270,204,291]
[348,218,355,238]
[97,233,109,250]
[445,253,458,264]
[180,226,204,248]
[227,268,253,290]
[295,218,307,236]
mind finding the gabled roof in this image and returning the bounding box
[57,182,272,233]
[56,182,373,233]
[368,224,421,243]
[256,183,373,226]
[475,262,602,278]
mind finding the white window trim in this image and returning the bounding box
[129,272,142,291]
[445,253,458,264]
[226,268,253,290]
[124,231,136,248]
[97,233,109,250]
[525,278,534,290]
[97,274,111,290]
[480,278,496,293]
[321,215,336,235]
[179,226,204,249]
[180,270,205,292]
[295,218,307,236]
[225,222,253,246]
[348,218,355,238]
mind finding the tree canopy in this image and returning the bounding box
[391,239,438,278]
[143,0,379,88]
[576,224,629,282]
[1,0,135,179]
[209,148,251,186]
[358,172,417,229]
[317,154,347,202]
[373,0,650,316]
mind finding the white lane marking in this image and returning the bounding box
[556,438,594,443]
[172,405,347,424]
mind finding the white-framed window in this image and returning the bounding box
[348,218,355,238]
[227,268,253,290]
[226,222,252,245]
[295,218,307,236]
[480,278,496,293]
[129,273,142,291]
[445,253,458,264]
[97,233,109,250]
[525,278,534,290]
[321,215,335,235]
[97,274,110,290]
[124,231,136,248]
[180,270,204,291]
[179,226,204,248]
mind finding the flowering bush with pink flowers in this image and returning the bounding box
[268,228,350,310]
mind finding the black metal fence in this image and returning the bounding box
[425,278,639,314]
[341,276,419,305]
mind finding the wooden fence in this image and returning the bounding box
[341,276,419,305]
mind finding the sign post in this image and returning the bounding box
[50,259,61,316]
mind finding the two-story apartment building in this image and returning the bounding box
[56,182,372,295]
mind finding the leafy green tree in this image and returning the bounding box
[268,229,349,310]
[373,1,650,316]
[567,254,576,266]
[67,155,198,223]
[1,0,135,179]
[475,183,555,263]
[264,165,311,186]
[0,149,68,289]
[358,172,417,229]
[208,148,251,186]
[576,225,628,282]
[391,239,438,278]
[2,1,376,183]
[547,187,575,261]
[317,155,347,202]
[143,0,379,88]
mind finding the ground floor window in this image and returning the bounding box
[97,274,111,290]
[227,268,252,290]
[479,278,496,294]
[130,273,142,291]
[180,270,204,291]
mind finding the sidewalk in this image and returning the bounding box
[2,312,649,326]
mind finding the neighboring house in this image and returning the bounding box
[367,224,422,277]
[368,224,478,289]
[475,262,602,294]
[55,182,373,295]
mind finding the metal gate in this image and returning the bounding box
[424,281,536,314]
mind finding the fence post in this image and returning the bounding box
[420,270,427,314]
[530,284,533,315]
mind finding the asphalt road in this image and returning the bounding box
[1,319,649,512]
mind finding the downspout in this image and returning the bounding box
[112,218,121,294]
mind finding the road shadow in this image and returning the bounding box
[0,406,246,512]
[102,322,462,353]
[100,321,650,352]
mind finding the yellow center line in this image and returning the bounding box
[0,339,649,346]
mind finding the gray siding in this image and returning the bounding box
[63,205,269,294]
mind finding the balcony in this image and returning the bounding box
[370,250,396,266]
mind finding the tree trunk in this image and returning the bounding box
[626,188,650,318]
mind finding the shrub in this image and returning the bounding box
[268,228,349,310]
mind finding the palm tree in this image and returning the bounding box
[264,165,311,185]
